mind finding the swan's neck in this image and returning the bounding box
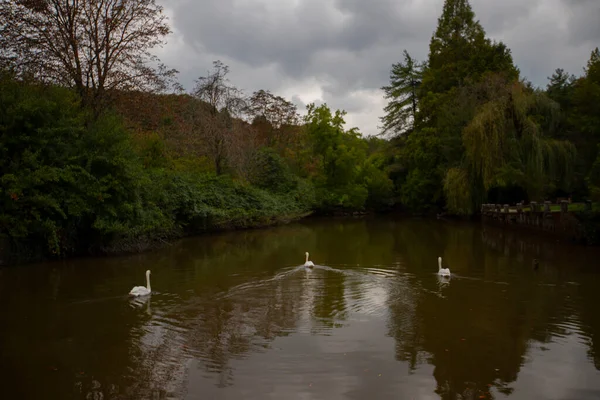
[146,273,151,291]
[438,259,442,271]
[305,253,309,263]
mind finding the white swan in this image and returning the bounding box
[304,252,314,268]
[438,257,450,277]
[129,269,151,296]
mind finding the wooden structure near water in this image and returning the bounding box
[480,200,593,238]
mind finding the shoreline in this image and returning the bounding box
[3,208,598,268]
[0,210,315,268]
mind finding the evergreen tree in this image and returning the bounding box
[546,68,576,110]
[426,0,486,91]
[418,0,518,126]
[380,50,424,137]
[545,68,577,142]
[574,48,600,198]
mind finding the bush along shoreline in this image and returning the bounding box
[0,75,392,266]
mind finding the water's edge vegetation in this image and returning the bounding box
[1,0,600,265]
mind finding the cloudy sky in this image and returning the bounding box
[154,0,600,136]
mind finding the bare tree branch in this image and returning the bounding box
[0,0,179,116]
[189,61,250,175]
[192,60,247,117]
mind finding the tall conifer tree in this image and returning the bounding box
[380,50,424,137]
[418,0,518,126]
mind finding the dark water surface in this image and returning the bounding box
[2,216,600,399]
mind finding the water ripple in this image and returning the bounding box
[4,217,600,400]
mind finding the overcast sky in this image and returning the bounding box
[154,0,600,136]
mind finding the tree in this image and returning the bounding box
[0,72,172,257]
[546,68,576,109]
[565,47,600,198]
[418,0,518,126]
[0,0,178,116]
[571,49,600,155]
[191,61,248,175]
[397,128,445,214]
[247,89,299,128]
[427,0,485,82]
[192,60,246,116]
[304,103,369,211]
[246,89,300,147]
[588,145,600,201]
[443,79,577,215]
[585,47,600,78]
[248,147,296,193]
[380,50,424,137]
[389,0,520,215]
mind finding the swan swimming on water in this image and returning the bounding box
[437,257,451,277]
[304,252,314,268]
[129,270,152,296]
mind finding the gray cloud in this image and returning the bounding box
[562,0,600,45]
[472,0,541,34]
[157,0,600,136]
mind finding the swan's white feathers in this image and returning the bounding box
[304,252,314,268]
[129,286,150,296]
[437,257,451,277]
[129,270,151,296]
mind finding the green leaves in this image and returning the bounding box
[249,147,297,194]
[303,103,391,212]
[0,75,170,258]
[588,145,600,202]
[384,0,587,215]
[380,50,424,137]
[397,128,445,213]
[443,167,473,216]
[459,80,577,209]
[419,0,517,127]
[0,74,320,262]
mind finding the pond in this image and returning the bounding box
[1,216,600,399]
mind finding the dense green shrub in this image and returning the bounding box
[249,147,297,194]
[0,76,313,263]
[361,154,395,210]
[0,76,90,257]
[0,75,174,259]
[147,171,312,233]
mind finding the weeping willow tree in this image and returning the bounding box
[444,80,577,215]
[444,167,474,215]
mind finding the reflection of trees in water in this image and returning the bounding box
[4,216,600,399]
[169,264,345,387]
[96,224,332,392]
[386,277,424,372]
[116,215,600,399]
[66,294,190,400]
[384,219,600,399]
[76,277,304,397]
[579,280,600,370]
[481,225,600,371]
[72,219,600,399]
[311,270,347,331]
[0,267,181,399]
[308,217,398,266]
[177,269,311,388]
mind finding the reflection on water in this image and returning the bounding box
[1,217,600,399]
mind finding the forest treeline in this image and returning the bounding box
[0,0,599,262]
